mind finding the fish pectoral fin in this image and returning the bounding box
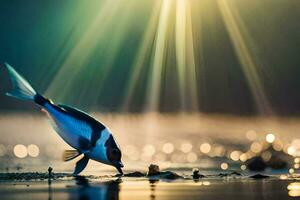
[73,155,89,175]
[62,150,81,162]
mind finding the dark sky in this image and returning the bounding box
[0,0,299,116]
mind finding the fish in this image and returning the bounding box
[3,63,124,175]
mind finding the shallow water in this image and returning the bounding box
[0,177,299,200]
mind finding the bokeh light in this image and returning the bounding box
[27,144,39,157]
[200,143,211,154]
[162,143,174,154]
[288,182,300,197]
[246,130,257,141]
[220,162,228,170]
[187,152,198,163]
[143,144,156,157]
[181,142,193,153]
[230,150,241,161]
[241,165,246,170]
[266,133,275,143]
[13,144,28,158]
[239,153,248,162]
[250,142,262,153]
[289,168,295,174]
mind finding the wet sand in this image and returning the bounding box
[0,174,299,200]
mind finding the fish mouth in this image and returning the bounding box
[115,161,124,175]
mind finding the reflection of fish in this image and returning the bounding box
[71,177,120,200]
[3,63,123,175]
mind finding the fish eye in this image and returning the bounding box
[112,149,119,155]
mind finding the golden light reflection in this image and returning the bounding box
[288,182,300,197]
[280,175,288,180]
[203,181,211,186]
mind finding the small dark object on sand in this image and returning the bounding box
[148,171,183,180]
[123,171,146,177]
[147,164,183,180]
[48,167,53,178]
[148,164,160,176]
[192,168,206,179]
[250,174,270,179]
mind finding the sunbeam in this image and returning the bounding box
[45,0,117,101]
[146,0,172,112]
[122,0,162,112]
[176,0,187,111]
[218,0,273,116]
[175,0,199,112]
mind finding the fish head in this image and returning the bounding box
[105,135,124,174]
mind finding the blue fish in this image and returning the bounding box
[3,63,124,175]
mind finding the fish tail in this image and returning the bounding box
[4,63,50,106]
[4,63,37,101]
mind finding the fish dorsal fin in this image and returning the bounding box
[58,104,105,128]
[58,104,93,120]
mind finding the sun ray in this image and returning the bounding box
[218,0,273,115]
[175,0,187,111]
[122,0,162,112]
[185,0,199,112]
[45,0,121,102]
[175,0,199,112]
[146,0,172,112]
